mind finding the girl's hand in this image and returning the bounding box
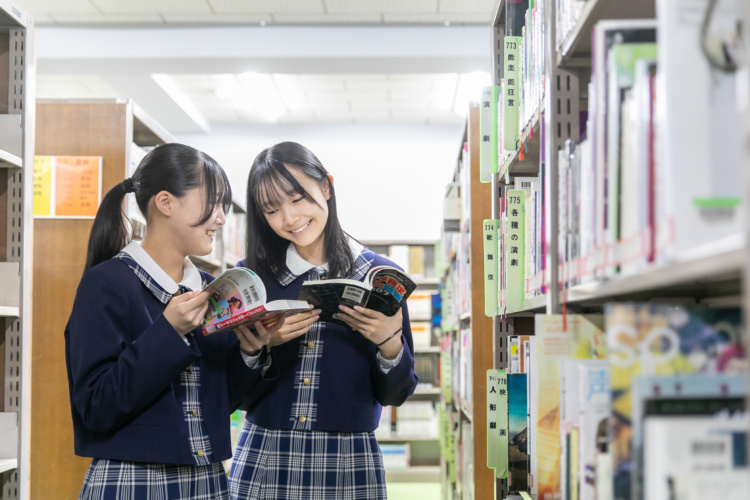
[268,306,321,347]
[164,290,211,336]
[337,305,403,360]
[233,317,285,355]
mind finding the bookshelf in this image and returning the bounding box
[361,240,443,485]
[0,2,34,499]
[437,105,495,500]
[467,1,750,499]
[29,99,245,498]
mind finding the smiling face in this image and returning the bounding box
[170,187,226,257]
[259,165,331,256]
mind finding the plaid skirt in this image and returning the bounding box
[79,458,229,500]
[228,421,387,500]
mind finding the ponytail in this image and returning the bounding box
[84,180,131,272]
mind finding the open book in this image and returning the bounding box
[298,265,417,323]
[201,267,309,335]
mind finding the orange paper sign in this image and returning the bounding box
[53,156,101,217]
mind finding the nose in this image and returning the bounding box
[280,204,300,226]
[215,206,226,226]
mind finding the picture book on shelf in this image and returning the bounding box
[201,267,310,335]
[298,265,417,323]
[605,303,746,500]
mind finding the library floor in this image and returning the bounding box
[387,483,442,499]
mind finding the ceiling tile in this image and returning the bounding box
[325,0,437,14]
[208,0,324,14]
[92,0,211,14]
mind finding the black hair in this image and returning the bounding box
[84,143,232,272]
[245,141,355,280]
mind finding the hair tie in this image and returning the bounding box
[122,177,135,193]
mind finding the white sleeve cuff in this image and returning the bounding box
[376,345,404,374]
[241,350,262,368]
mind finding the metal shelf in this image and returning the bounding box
[189,254,222,270]
[0,459,17,474]
[564,244,744,306]
[557,0,655,67]
[414,277,440,286]
[500,106,542,182]
[385,466,441,483]
[377,435,439,443]
[0,148,22,169]
[0,306,20,318]
[506,294,547,316]
[414,346,441,354]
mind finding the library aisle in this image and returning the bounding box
[2,1,750,499]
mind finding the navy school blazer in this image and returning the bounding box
[237,251,419,433]
[64,258,274,465]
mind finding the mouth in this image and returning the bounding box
[290,220,312,235]
[206,230,216,238]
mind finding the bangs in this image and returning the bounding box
[252,163,314,213]
[195,154,233,226]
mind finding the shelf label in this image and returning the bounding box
[483,219,499,317]
[487,369,509,477]
[479,86,495,182]
[506,190,525,312]
[33,156,102,218]
[503,36,522,152]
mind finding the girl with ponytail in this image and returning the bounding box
[65,143,282,499]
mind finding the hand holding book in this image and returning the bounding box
[336,305,404,359]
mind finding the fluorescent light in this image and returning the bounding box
[237,72,287,122]
[272,75,307,112]
[430,73,458,112]
[453,71,490,116]
[151,74,211,132]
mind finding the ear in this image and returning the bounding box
[322,174,333,201]
[152,190,174,217]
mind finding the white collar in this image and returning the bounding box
[285,238,365,276]
[121,240,203,293]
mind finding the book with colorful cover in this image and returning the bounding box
[508,373,529,493]
[605,303,745,500]
[630,374,747,500]
[533,314,606,500]
[299,265,416,323]
[201,268,310,335]
[578,360,611,500]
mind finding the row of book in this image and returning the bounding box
[483,2,745,311]
[440,403,475,500]
[556,0,587,50]
[376,402,439,440]
[486,304,748,500]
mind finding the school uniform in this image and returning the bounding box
[229,240,419,500]
[65,241,275,500]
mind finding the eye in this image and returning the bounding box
[264,208,278,216]
[292,196,304,203]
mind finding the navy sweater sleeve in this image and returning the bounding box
[370,291,419,407]
[68,264,197,434]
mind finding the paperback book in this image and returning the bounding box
[202,268,310,335]
[298,265,417,323]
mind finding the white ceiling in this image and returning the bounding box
[18,0,497,26]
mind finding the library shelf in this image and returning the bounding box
[563,244,744,306]
[557,0,656,67]
[385,466,441,483]
[500,107,542,182]
[0,459,17,474]
[506,294,547,316]
[414,277,440,286]
[377,435,439,443]
[189,254,222,271]
[458,312,472,322]
[0,148,22,168]
[0,306,20,318]
[414,346,441,354]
